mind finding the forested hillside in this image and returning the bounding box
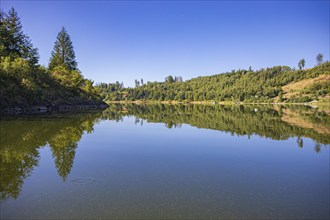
[0,8,105,113]
[98,61,329,103]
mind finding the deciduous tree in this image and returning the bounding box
[316,53,323,65]
[298,59,305,70]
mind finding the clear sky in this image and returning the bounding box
[1,0,329,87]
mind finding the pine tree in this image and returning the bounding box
[0,10,8,57]
[0,8,39,65]
[49,27,77,70]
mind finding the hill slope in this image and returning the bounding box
[98,62,330,103]
[0,58,106,114]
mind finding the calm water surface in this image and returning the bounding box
[1,104,329,219]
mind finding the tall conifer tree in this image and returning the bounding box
[49,27,77,70]
[0,7,39,65]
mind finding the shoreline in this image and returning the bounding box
[0,103,108,116]
[2,100,329,116]
[106,100,328,107]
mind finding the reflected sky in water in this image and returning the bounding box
[1,105,329,219]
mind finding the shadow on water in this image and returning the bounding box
[0,104,329,201]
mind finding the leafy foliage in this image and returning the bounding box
[298,59,305,70]
[50,65,83,89]
[100,62,330,103]
[95,81,124,100]
[0,57,102,109]
[316,53,324,66]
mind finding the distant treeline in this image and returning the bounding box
[0,8,104,110]
[97,61,329,103]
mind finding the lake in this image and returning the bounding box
[1,104,329,219]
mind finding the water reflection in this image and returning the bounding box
[102,104,330,145]
[0,112,102,200]
[0,104,329,202]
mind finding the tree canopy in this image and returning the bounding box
[316,53,324,66]
[298,59,305,70]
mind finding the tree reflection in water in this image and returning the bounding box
[0,112,101,200]
[0,104,329,201]
[102,104,330,145]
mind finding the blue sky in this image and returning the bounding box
[1,1,329,87]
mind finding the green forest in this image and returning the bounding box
[97,62,329,103]
[0,8,105,113]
